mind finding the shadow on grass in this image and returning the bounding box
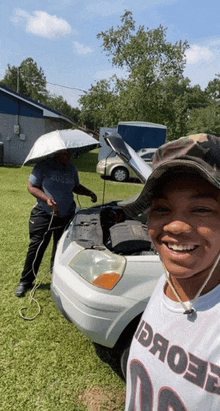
[36,283,51,291]
[94,343,125,381]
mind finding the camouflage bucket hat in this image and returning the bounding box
[119,134,220,220]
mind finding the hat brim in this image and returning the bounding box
[118,159,220,220]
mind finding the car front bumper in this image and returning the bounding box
[51,253,147,348]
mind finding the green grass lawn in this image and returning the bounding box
[0,151,143,411]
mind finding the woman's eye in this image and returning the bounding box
[152,206,170,213]
[193,207,212,213]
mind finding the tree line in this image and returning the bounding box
[1,11,220,141]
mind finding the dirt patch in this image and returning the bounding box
[79,386,126,411]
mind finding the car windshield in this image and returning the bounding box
[141,152,155,160]
[109,152,118,158]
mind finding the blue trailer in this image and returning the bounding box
[117,121,167,151]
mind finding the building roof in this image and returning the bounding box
[0,85,75,125]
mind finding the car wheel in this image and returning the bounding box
[112,167,129,182]
[120,338,132,379]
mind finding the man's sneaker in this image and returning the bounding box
[14,282,32,298]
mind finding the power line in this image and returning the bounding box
[47,81,88,93]
[15,70,88,94]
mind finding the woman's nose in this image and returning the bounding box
[163,220,192,235]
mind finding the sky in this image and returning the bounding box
[1,0,220,108]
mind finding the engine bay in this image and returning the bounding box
[70,202,155,256]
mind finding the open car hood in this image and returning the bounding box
[104,132,153,183]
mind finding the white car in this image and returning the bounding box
[96,148,156,182]
[51,133,163,377]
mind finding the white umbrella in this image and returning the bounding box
[23,129,100,165]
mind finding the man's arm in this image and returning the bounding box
[73,184,97,203]
[28,182,59,213]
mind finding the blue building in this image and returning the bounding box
[0,85,74,164]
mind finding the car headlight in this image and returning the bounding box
[69,249,126,290]
[96,161,106,171]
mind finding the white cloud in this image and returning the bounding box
[73,41,93,55]
[184,39,220,88]
[12,9,72,39]
[186,45,213,64]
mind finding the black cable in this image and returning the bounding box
[101,150,114,207]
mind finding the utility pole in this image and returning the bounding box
[17,68,20,93]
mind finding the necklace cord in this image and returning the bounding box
[162,252,220,315]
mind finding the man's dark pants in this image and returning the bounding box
[20,205,73,285]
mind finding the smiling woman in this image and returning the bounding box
[123,134,220,411]
[148,173,220,300]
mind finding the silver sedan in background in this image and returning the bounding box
[96,148,156,182]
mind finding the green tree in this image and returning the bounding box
[205,74,220,102]
[160,79,210,140]
[20,58,48,102]
[184,76,220,137]
[79,79,119,129]
[0,64,25,93]
[80,11,190,138]
[97,11,188,79]
[187,103,220,136]
[1,57,48,103]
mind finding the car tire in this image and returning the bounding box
[120,338,132,379]
[112,167,129,182]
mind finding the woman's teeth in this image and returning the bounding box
[167,243,197,251]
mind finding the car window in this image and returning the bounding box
[141,152,155,161]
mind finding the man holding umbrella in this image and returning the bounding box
[15,130,98,298]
